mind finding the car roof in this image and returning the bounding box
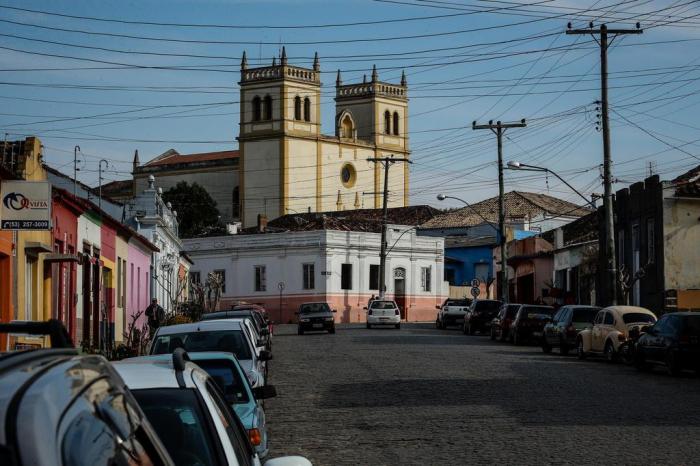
[114,355,211,390]
[663,311,700,317]
[155,319,244,335]
[602,305,656,316]
[563,305,601,309]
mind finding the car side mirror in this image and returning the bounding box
[363,306,368,310]
[642,325,654,335]
[332,309,337,313]
[294,311,299,315]
[260,328,270,336]
[257,339,266,347]
[259,350,273,361]
[435,305,441,310]
[252,385,277,400]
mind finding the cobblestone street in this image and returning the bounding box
[266,323,700,465]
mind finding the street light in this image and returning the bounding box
[506,161,597,209]
[436,194,498,233]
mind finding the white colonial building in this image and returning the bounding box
[183,218,445,323]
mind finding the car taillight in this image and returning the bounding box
[248,428,262,446]
[395,308,400,315]
[368,309,373,315]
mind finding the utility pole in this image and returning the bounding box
[98,159,109,210]
[73,145,80,197]
[567,22,642,306]
[472,119,526,304]
[366,155,412,298]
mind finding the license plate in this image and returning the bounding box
[455,318,464,323]
[532,331,542,337]
[313,324,323,329]
[380,318,389,321]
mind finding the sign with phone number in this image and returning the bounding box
[1,220,50,230]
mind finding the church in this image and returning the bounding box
[102,48,411,229]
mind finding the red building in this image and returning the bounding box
[50,189,84,342]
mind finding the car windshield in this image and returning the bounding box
[683,316,700,336]
[195,359,250,404]
[446,299,470,306]
[132,388,220,466]
[505,305,520,318]
[300,303,331,313]
[371,301,396,309]
[475,301,501,312]
[521,306,554,319]
[622,313,656,324]
[572,308,600,323]
[151,330,252,360]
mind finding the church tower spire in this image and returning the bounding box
[313,52,320,72]
[401,70,407,87]
[281,46,288,66]
[132,149,140,173]
[241,51,248,71]
[336,69,342,87]
[371,64,378,82]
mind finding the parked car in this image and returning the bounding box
[150,319,272,387]
[510,304,555,345]
[0,320,174,466]
[435,298,471,329]
[634,312,700,376]
[542,305,601,354]
[115,349,311,466]
[296,302,337,334]
[203,308,272,350]
[139,351,278,457]
[490,304,521,341]
[464,299,502,335]
[366,299,401,329]
[577,306,657,361]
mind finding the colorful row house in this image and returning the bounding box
[1,137,163,351]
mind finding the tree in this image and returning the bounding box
[162,181,221,238]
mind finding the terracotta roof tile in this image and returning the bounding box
[421,191,592,229]
[144,149,239,167]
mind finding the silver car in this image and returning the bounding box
[150,319,272,387]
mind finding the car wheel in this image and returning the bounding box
[542,338,552,354]
[559,337,569,355]
[499,328,507,342]
[577,339,587,359]
[514,331,523,346]
[298,327,304,335]
[604,341,617,363]
[666,350,681,376]
[329,326,336,334]
[395,323,401,329]
[490,327,496,341]
[462,323,468,335]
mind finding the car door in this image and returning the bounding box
[643,316,668,361]
[546,309,563,344]
[597,311,616,351]
[591,311,605,352]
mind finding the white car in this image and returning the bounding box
[115,349,311,466]
[150,319,271,387]
[366,299,401,329]
[435,298,471,329]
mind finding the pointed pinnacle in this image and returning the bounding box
[241,51,248,70]
[401,70,407,86]
[281,46,288,65]
[371,64,378,82]
[336,69,342,87]
[313,51,320,72]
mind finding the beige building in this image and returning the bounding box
[102,49,411,229]
[238,48,410,227]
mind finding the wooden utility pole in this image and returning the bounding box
[472,119,526,304]
[566,22,642,305]
[366,155,412,298]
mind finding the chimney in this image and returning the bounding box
[257,214,268,233]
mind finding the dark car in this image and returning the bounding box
[296,302,337,335]
[463,299,502,335]
[542,305,601,354]
[634,312,700,376]
[510,304,555,345]
[490,304,521,341]
[0,321,173,466]
[202,308,272,350]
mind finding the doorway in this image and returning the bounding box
[393,267,406,319]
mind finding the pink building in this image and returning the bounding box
[127,236,158,330]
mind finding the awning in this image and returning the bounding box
[43,253,80,264]
[24,242,52,257]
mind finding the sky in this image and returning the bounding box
[1,0,699,210]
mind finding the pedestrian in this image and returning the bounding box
[368,294,376,308]
[145,298,165,336]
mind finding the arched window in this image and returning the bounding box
[304,97,311,122]
[341,114,354,139]
[393,111,400,135]
[232,186,240,218]
[294,96,301,120]
[384,111,391,135]
[263,95,272,120]
[252,96,261,122]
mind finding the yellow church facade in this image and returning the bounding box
[238,48,410,228]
